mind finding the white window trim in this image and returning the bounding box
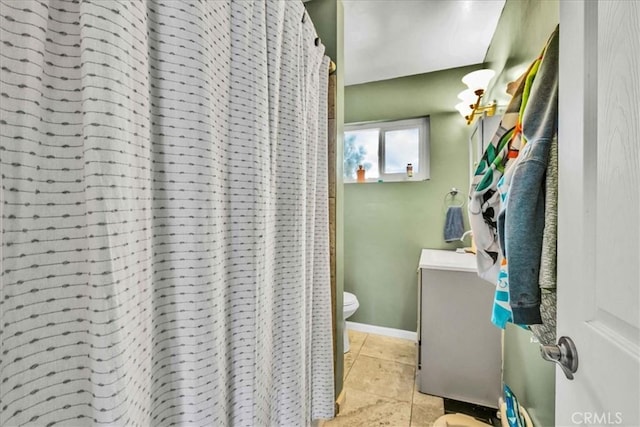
[344,117,430,183]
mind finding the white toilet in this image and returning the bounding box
[343,292,359,353]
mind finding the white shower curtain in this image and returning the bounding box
[0,0,334,425]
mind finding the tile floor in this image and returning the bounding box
[325,330,445,427]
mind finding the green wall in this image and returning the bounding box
[484,1,559,426]
[344,66,480,331]
[485,0,560,108]
[503,324,556,427]
[345,65,483,121]
[305,0,338,62]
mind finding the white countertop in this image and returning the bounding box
[418,249,478,273]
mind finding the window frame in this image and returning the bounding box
[344,116,430,183]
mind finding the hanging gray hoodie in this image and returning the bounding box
[503,26,559,325]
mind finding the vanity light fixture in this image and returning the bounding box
[457,69,497,125]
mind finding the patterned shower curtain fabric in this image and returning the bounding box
[1,1,334,426]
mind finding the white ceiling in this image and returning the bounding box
[343,0,506,86]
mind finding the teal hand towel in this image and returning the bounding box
[444,206,465,242]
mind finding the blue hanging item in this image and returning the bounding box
[443,189,465,243]
[503,385,527,427]
[444,206,465,242]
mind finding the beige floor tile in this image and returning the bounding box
[410,385,444,427]
[410,403,444,427]
[412,384,444,409]
[344,330,367,379]
[344,350,356,379]
[359,333,417,365]
[344,354,415,402]
[347,330,367,355]
[325,387,411,427]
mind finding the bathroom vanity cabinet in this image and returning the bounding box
[417,249,501,409]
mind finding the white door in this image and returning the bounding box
[557,1,640,426]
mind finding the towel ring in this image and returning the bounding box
[444,187,465,208]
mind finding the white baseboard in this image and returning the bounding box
[346,321,417,341]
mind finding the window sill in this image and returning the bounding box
[344,176,429,184]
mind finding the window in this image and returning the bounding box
[344,117,430,183]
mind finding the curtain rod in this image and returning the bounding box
[312,35,336,74]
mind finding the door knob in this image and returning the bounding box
[540,336,579,380]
